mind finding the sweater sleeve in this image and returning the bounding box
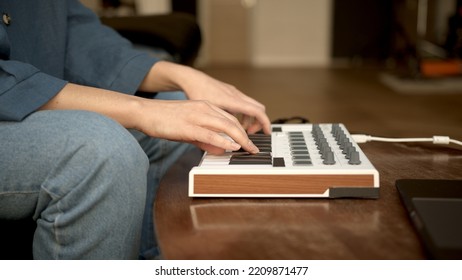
[64,0,159,94]
[0,4,68,121]
[0,27,67,121]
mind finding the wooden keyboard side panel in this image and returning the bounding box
[192,174,375,195]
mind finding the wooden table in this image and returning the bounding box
[154,68,462,259]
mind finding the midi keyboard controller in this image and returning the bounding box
[189,123,379,198]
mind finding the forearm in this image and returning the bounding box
[40,83,143,130]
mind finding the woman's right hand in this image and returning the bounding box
[134,98,260,155]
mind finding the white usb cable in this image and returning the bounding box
[351,134,462,147]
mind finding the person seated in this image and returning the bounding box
[0,0,270,259]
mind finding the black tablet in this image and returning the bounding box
[396,179,462,259]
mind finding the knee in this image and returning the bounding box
[41,110,149,200]
[30,111,149,259]
[71,111,149,172]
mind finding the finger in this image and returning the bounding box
[248,110,271,135]
[193,126,242,152]
[240,109,271,135]
[190,101,260,154]
[186,77,270,133]
[207,104,249,136]
[246,121,264,135]
[220,96,271,135]
[211,118,261,154]
[201,84,272,135]
[194,117,260,154]
[240,115,254,131]
[210,103,245,126]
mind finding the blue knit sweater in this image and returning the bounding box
[0,0,158,121]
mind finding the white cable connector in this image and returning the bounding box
[432,136,451,145]
[351,134,462,147]
[350,134,372,144]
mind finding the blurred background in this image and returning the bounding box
[81,0,462,76]
[79,0,462,129]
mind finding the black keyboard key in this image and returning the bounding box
[273,157,285,167]
[229,153,272,165]
[291,150,309,155]
[292,156,311,160]
[293,160,312,166]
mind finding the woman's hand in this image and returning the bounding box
[183,72,270,135]
[139,61,272,135]
[134,98,261,155]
